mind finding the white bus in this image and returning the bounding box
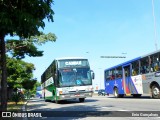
[41,57,94,103]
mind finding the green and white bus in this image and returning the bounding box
[41,57,94,103]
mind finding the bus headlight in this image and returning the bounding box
[89,88,93,92]
[86,87,93,91]
[59,91,63,95]
[60,90,69,94]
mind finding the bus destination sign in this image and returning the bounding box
[65,61,82,66]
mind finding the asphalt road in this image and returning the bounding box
[25,94,160,120]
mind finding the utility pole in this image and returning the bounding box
[0,39,1,110]
[98,68,102,89]
[152,0,158,50]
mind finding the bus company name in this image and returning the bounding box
[65,61,82,65]
[2,112,42,118]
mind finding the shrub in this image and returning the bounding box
[11,92,25,105]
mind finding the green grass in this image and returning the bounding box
[7,101,26,111]
[0,101,27,120]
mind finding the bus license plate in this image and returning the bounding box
[75,94,80,96]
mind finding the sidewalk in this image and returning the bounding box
[22,100,28,120]
[22,101,28,111]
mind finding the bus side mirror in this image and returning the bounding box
[55,71,59,79]
[55,70,59,86]
[91,70,95,79]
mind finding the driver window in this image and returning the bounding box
[132,61,139,76]
[115,67,122,79]
[140,57,150,74]
[124,66,130,77]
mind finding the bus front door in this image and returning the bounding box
[123,65,132,96]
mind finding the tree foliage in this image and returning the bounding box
[6,56,35,89]
[22,79,37,91]
[22,79,37,99]
[0,0,55,111]
[0,0,54,37]
[30,81,41,96]
[6,32,56,59]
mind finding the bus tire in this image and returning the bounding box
[79,98,85,102]
[55,99,60,104]
[55,100,60,104]
[54,96,60,104]
[119,94,124,98]
[151,85,160,99]
[53,91,60,103]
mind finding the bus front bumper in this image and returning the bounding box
[58,92,93,100]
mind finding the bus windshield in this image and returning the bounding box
[59,68,92,87]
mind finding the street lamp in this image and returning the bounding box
[85,51,90,60]
[122,52,127,62]
[98,68,102,89]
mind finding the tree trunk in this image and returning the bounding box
[0,35,7,111]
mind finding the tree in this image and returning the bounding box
[0,0,55,111]
[6,56,35,90]
[30,81,41,96]
[21,79,37,99]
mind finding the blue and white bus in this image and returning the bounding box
[104,50,160,99]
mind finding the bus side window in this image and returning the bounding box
[157,61,160,71]
[132,61,139,76]
[116,74,119,78]
[154,63,158,71]
[118,74,122,78]
[111,75,115,80]
[115,67,122,79]
[140,57,150,74]
[125,71,128,77]
[105,71,110,81]
[141,66,146,74]
[106,76,110,81]
[109,69,115,80]
[150,54,160,72]
[132,69,137,76]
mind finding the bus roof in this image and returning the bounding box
[104,49,160,71]
[104,57,141,71]
[55,57,87,60]
[141,49,160,58]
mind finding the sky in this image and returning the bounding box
[21,0,160,90]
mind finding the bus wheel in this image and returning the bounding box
[119,94,124,98]
[113,88,119,98]
[55,99,60,104]
[45,99,50,102]
[79,98,85,102]
[54,96,60,104]
[151,85,160,99]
